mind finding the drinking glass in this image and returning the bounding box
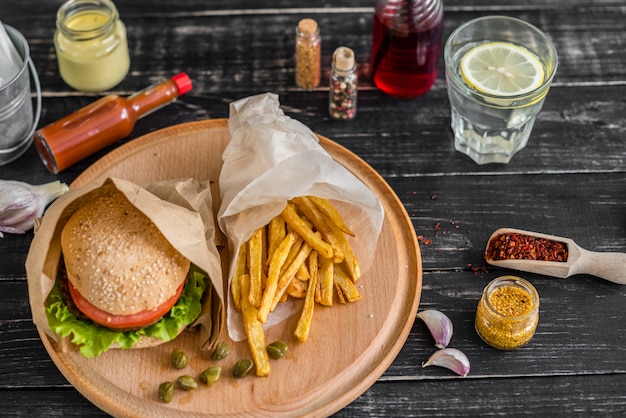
[444,16,558,164]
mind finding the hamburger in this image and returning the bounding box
[45,190,211,358]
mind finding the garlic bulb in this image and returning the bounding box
[0,180,68,237]
[417,309,454,349]
[422,348,470,377]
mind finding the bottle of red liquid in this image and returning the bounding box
[370,0,443,98]
[34,73,192,173]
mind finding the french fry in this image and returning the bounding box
[281,203,333,259]
[247,227,264,307]
[231,243,247,311]
[239,274,270,377]
[294,259,318,342]
[271,238,314,310]
[308,196,354,236]
[308,251,319,303]
[260,225,267,275]
[287,278,307,298]
[334,264,361,302]
[267,216,286,268]
[292,196,344,263]
[326,217,361,282]
[280,234,303,277]
[318,255,334,306]
[258,231,298,324]
[296,262,310,281]
[335,283,347,304]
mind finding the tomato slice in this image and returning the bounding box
[68,279,185,330]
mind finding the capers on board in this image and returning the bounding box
[199,365,222,386]
[210,341,232,360]
[177,375,198,391]
[232,359,253,378]
[158,381,175,403]
[170,348,189,369]
[266,341,289,359]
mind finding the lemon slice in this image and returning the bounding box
[460,42,545,96]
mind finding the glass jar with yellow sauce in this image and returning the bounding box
[475,276,540,350]
[54,0,130,92]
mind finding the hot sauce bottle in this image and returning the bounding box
[34,73,192,174]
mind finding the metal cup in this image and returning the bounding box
[0,24,41,166]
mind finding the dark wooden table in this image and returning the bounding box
[1,0,625,416]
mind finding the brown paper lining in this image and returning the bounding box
[25,177,224,353]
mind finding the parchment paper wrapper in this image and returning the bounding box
[25,177,224,353]
[218,93,384,341]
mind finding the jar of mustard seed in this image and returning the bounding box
[54,0,130,92]
[295,18,321,89]
[475,276,539,350]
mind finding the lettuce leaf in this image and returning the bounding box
[45,267,210,358]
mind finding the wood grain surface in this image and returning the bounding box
[0,0,625,416]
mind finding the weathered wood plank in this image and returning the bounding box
[2,261,625,386]
[1,358,625,416]
[337,374,626,417]
[2,3,626,94]
[3,168,624,277]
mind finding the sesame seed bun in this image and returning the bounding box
[61,190,190,317]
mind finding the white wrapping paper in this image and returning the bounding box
[0,22,22,86]
[218,93,384,341]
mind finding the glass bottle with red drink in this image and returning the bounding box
[370,0,443,98]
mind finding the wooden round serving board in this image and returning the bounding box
[38,119,422,417]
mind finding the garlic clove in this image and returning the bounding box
[417,309,454,349]
[422,348,470,377]
[0,180,68,237]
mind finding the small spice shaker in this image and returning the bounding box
[475,276,540,350]
[329,47,357,120]
[54,0,130,92]
[295,18,321,89]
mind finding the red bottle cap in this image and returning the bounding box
[172,72,192,95]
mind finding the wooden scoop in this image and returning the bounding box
[485,228,626,284]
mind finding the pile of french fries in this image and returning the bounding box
[231,196,362,376]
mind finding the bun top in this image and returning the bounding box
[61,190,190,316]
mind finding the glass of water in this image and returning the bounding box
[444,16,558,164]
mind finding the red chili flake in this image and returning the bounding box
[423,239,432,245]
[485,233,568,262]
[431,194,438,200]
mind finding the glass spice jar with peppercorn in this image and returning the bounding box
[329,46,358,120]
[475,275,540,350]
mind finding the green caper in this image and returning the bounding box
[210,341,232,360]
[170,348,188,369]
[158,381,175,403]
[267,341,289,359]
[199,365,222,386]
[177,375,198,391]
[232,359,253,379]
